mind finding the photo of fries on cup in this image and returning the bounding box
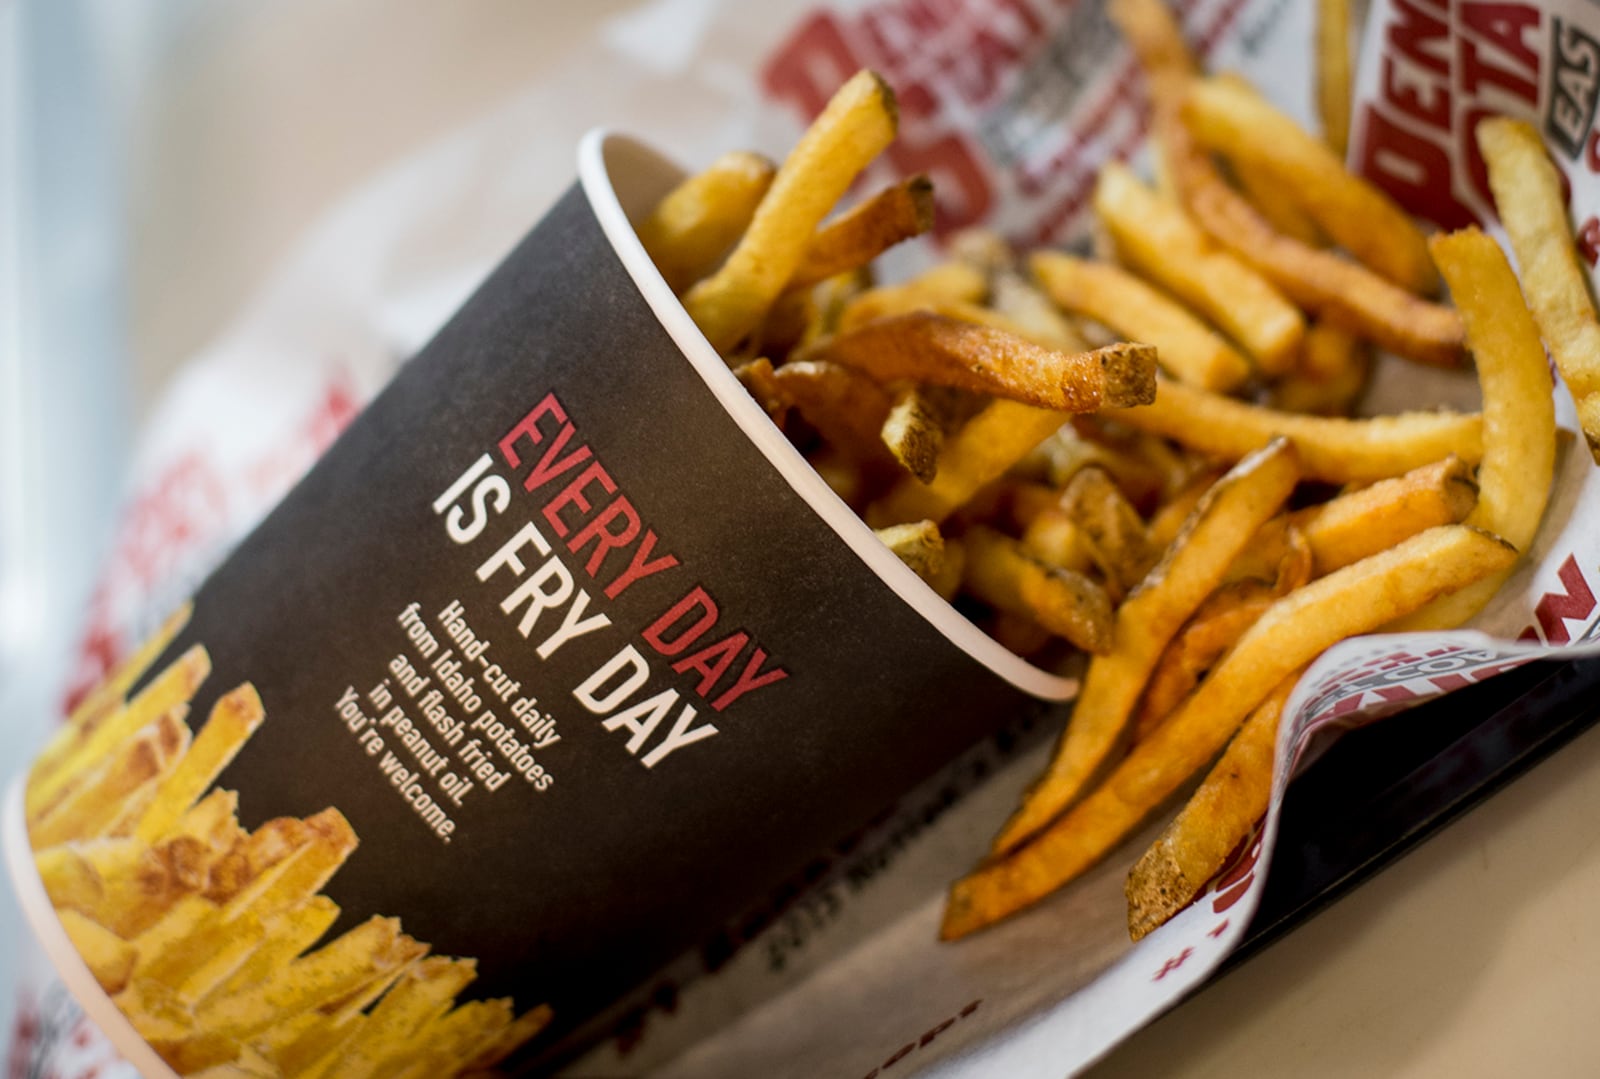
[12,0,1600,1073]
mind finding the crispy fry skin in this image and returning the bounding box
[1125,671,1300,940]
[635,151,775,293]
[1182,77,1438,295]
[962,526,1115,654]
[1031,251,1251,391]
[771,360,895,466]
[1478,116,1600,461]
[1092,163,1304,375]
[875,520,946,583]
[988,440,1300,857]
[946,525,1517,938]
[1317,0,1353,156]
[1116,375,1482,483]
[1390,228,1558,629]
[789,175,934,289]
[801,312,1157,411]
[685,70,898,352]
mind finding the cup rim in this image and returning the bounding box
[577,128,1078,702]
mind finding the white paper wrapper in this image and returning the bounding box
[12,1,1600,1076]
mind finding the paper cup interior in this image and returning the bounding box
[577,128,1079,703]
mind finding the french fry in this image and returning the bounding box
[463,1003,555,1070]
[58,908,137,994]
[1162,111,1464,367]
[1125,671,1300,939]
[1478,116,1600,461]
[1020,508,1094,576]
[135,684,265,844]
[1267,320,1370,416]
[1058,465,1159,596]
[1109,0,1195,106]
[318,957,477,1079]
[770,360,895,466]
[133,895,222,980]
[635,151,776,293]
[1231,155,1327,248]
[35,602,193,782]
[992,271,1091,352]
[731,358,789,425]
[802,311,1158,412]
[28,644,211,827]
[945,525,1517,938]
[836,261,988,330]
[116,977,196,1043]
[685,70,898,351]
[988,440,1300,857]
[1147,467,1223,551]
[1317,0,1353,156]
[928,537,966,602]
[1390,228,1558,629]
[875,520,946,583]
[220,808,358,925]
[1225,456,1479,586]
[962,526,1114,654]
[1182,76,1437,295]
[194,916,413,1040]
[35,843,103,913]
[211,896,340,1002]
[870,399,1076,525]
[880,387,945,482]
[31,707,191,849]
[1030,251,1252,392]
[1092,163,1304,374]
[1116,375,1483,483]
[788,175,934,289]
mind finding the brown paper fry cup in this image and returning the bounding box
[5,129,1077,1076]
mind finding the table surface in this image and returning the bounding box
[86,3,1600,1075]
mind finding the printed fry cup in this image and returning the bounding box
[5,130,1077,1076]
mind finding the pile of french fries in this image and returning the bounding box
[25,605,550,1078]
[643,0,1590,945]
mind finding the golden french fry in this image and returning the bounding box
[1020,508,1094,576]
[220,808,358,925]
[1030,252,1251,391]
[991,270,1091,352]
[1131,578,1278,741]
[987,611,1055,658]
[798,268,871,351]
[789,175,934,289]
[1231,155,1327,247]
[771,360,895,466]
[28,644,211,827]
[1146,467,1223,551]
[1391,228,1558,629]
[880,387,945,482]
[962,526,1114,654]
[1317,0,1353,156]
[318,957,477,1079]
[58,908,137,994]
[685,70,897,351]
[1267,320,1370,416]
[1109,0,1196,107]
[115,976,196,1044]
[1163,112,1464,366]
[1059,466,1159,596]
[1116,375,1483,483]
[1225,456,1479,586]
[135,684,265,844]
[636,151,776,293]
[211,896,340,1002]
[132,895,222,980]
[35,844,104,913]
[464,1003,555,1070]
[928,537,966,602]
[194,916,412,1040]
[1125,671,1299,939]
[1478,116,1600,461]
[870,401,1075,527]
[875,520,946,583]
[732,358,789,426]
[945,524,1517,938]
[804,312,1157,412]
[31,707,191,849]
[988,439,1299,857]
[36,603,193,781]
[1093,163,1303,374]
[836,261,988,331]
[1183,76,1437,295]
